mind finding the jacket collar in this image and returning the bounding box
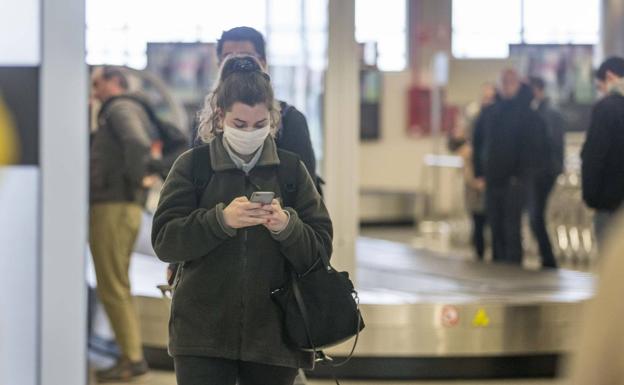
[209,134,280,172]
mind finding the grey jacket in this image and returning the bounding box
[151,136,333,369]
[90,97,154,204]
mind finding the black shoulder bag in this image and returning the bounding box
[270,252,364,360]
[270,150,365,373]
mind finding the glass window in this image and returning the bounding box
[86,0,267,68]
[523,0,600,44]
[452,0,522,58]
[452,0,601,58]
[356,0,407,71]
[86,0,328,172]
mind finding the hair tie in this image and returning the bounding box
[222,56,270,81]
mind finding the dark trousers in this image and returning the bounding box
[486,179,527,265]
[174,356,298,385]
[527,174,558,268]
[472,213,487,260]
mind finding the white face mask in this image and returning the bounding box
[223,124,270,155]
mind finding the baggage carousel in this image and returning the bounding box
[89,218,595,380]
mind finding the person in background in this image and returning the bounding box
[450,83,498,260]
[90,66,153,382]
[152,55,332,385]
[473,69,548,265]
[527,76,565,268]
[448,135,486,260]
[581,57,624,243]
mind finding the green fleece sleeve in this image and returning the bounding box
[151,150,236,263]
[273,160,333,273]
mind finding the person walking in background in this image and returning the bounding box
[527,76,566,268]
[581,57,624,243]
[90,66,153,382]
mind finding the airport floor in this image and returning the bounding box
[99,370,568,385]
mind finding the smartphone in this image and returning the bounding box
[250,191,275,205]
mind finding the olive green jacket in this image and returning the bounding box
[151,136,333,369]
[90,97,154,205]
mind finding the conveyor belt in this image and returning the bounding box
[311,238,594,379]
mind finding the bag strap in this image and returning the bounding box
[191,144,214,207]
[276,101,294,142]
[100,94,162,137]
[276,149,299,208]
[290,270,340,385]
[290,266,363,381]
[166,144,214,288]
[191,145,296,208]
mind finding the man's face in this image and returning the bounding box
[219,40,267,69]
[531,86,545,101]
[501,70,521,100]
[91,69,119,103]
[597,70,621,95]
[481,84,497,106]
[597,79,608,95]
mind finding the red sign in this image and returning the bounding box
[441,305,460,327]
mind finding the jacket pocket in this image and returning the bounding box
[170,263,186,322]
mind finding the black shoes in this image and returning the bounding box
[96,358,149,383]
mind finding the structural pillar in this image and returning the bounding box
[40,0,88,383]
[601,0,624,59]
[324,0,359,278]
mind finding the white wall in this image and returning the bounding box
[0,168,39,385]
[360,71,429,192]
[359,71,463,219]
[447,58,515,106]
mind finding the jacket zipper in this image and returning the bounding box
[239,173,250,354]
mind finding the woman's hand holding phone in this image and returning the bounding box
[223,196,272,229]
[260,199,289,233]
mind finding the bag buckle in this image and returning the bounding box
[315,351,334,363]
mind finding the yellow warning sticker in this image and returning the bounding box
[0,93,18,165]
[472,308,490,327]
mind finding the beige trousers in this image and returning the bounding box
[89,203,143,362]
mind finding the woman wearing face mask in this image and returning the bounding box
[151,55,333,385]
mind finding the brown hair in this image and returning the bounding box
[197,55,279,142]
[101,66,129,90]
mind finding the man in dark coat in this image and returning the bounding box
[581,56,624,242]
[473,69,548,265]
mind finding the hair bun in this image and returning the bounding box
[221,55,267,80]
[231,56,260,72]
